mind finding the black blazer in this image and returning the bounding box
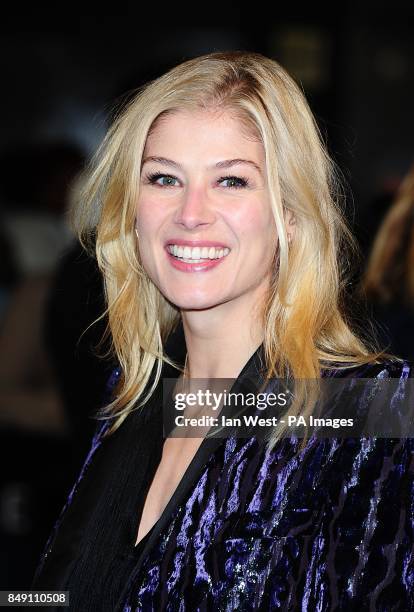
[32,323,414,610]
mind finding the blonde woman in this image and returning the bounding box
[32,51,413,610]
[363,163,414,361]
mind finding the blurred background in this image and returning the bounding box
[1,11,414,588]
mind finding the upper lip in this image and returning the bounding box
[165,239,230,249]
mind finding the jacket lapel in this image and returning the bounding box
[120,321,267,598]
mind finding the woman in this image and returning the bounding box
[363,162,414,362]
[32,51,413,610]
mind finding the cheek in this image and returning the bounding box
[136,199,164,238]
[244,207,278,266]
[135,202,161,271]
[230,200,276,244]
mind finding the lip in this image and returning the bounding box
[165,244,229,273]
[165,239,230,249]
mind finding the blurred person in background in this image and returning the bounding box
[0,227,19,323]
[0,142,85,434]
[362,162,414,362]
[0,142,109,588]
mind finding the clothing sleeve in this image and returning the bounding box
[206,361,414,609]
[31,366,121,584]
[122,360,414,610]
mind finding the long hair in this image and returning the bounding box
[363,163,414,306]
[72,50,385,451]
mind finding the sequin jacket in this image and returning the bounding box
[32,325,414,611]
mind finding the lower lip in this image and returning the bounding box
[165,249,228,272]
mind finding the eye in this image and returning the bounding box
[144,172,179,187]
[218,175,250,189]
[143,172,250,189]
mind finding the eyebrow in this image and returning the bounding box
[141,156,262,175]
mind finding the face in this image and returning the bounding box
[136,109,278,313]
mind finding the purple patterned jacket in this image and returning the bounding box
[32,324,414,611]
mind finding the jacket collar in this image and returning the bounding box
[120,320,268,601]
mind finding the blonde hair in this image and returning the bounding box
[73,50,385,452]
[363,163,414,306]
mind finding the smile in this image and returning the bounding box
[167,244,230,263]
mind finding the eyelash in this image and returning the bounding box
[144,171,250,189]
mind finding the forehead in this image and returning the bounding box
[144,109,264,160]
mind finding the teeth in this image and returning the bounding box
[167,244,230,261]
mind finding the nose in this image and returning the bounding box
[173,185,215,230]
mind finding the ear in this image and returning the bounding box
[284,208,296,243]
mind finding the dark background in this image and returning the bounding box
[0,12,413,589]
[1,15,414,241]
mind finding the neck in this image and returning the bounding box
[181,293,266,379]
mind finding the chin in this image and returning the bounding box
[167,290,226,312]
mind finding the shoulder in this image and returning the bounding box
[320,358,414,437]
[322,357,413,380]
[103,365,122,399]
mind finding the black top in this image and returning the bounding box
[51,401,164,612]
[132,523,156,558]
[92,522,156,612]
[32,323,188,611]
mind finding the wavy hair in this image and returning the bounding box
[73,51,385,451]
[363,163,414,306]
